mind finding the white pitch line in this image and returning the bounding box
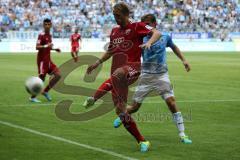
[173,99,240,103]
[171,78,240,87]
[0,120,138,160]
[0,99,240,107]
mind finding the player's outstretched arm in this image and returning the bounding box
[171,44,191,72]
[36,43,53,50]
[87,51,113,74]
[140,28,161,49]
[51,47,61,53]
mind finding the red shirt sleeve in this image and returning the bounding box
[135,22,153,37]
[107,29,114,52]
[37,34,43,45]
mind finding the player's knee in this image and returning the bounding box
[113,68,126,80]
[128,102,141,114]
[166,97,176,107]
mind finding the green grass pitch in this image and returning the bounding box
[0,52,239,160]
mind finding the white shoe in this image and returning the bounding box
[83,97,95,108]
[29,97,41,103]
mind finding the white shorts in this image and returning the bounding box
[133,72,174,103]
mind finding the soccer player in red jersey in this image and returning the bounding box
[86,2,161,152]
[70,28,82,62]
[29,19,61,103]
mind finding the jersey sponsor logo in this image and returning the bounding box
[112,37,125,44]
[106,39,133,52]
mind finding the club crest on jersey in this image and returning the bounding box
[145,25,153,30]
[125,29,131,35]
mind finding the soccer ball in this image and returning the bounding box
[25,77,44,96]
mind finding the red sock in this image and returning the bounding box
[44,85,50,93]
[119,113,145,143]
[93,78,112,100]
[44,74,61,92]
[74,57,78,62]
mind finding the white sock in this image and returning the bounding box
[172,112,186,137]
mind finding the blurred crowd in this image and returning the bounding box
[0,0,240,39]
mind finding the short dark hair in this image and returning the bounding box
[141,14,156,23]
[113,2,130,16]
[43,18,51,23]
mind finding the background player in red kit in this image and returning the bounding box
[87,2,160,152]
[70,28,82,62]
[30,18,61,103]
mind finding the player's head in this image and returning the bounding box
[141,14,157,28]
[43,18,52,32]
[113,2,130,26]
[74,28,79,33]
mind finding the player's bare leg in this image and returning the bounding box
[75,51,79,62]
[42,70,61,101]
[71,51,78,62]
[127,101,142,114]
[111,67,150,152]
[165,96,192,144]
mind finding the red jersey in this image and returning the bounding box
[71,33,81,47]
[36,32,52,62]
[108,22,152,71]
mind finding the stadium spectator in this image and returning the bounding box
[0,0,239,39]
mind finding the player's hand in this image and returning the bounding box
[183,60,191,72]
[139,42,152,50]
[48,43,53,48]
[87,61,101,74]
[55,48,61,53]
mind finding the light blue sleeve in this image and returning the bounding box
[166,35,175,49]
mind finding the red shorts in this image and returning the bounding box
[111,65,140,106]
[38,61,59,76]
[71,46,79,53]
[123,65,140,85]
